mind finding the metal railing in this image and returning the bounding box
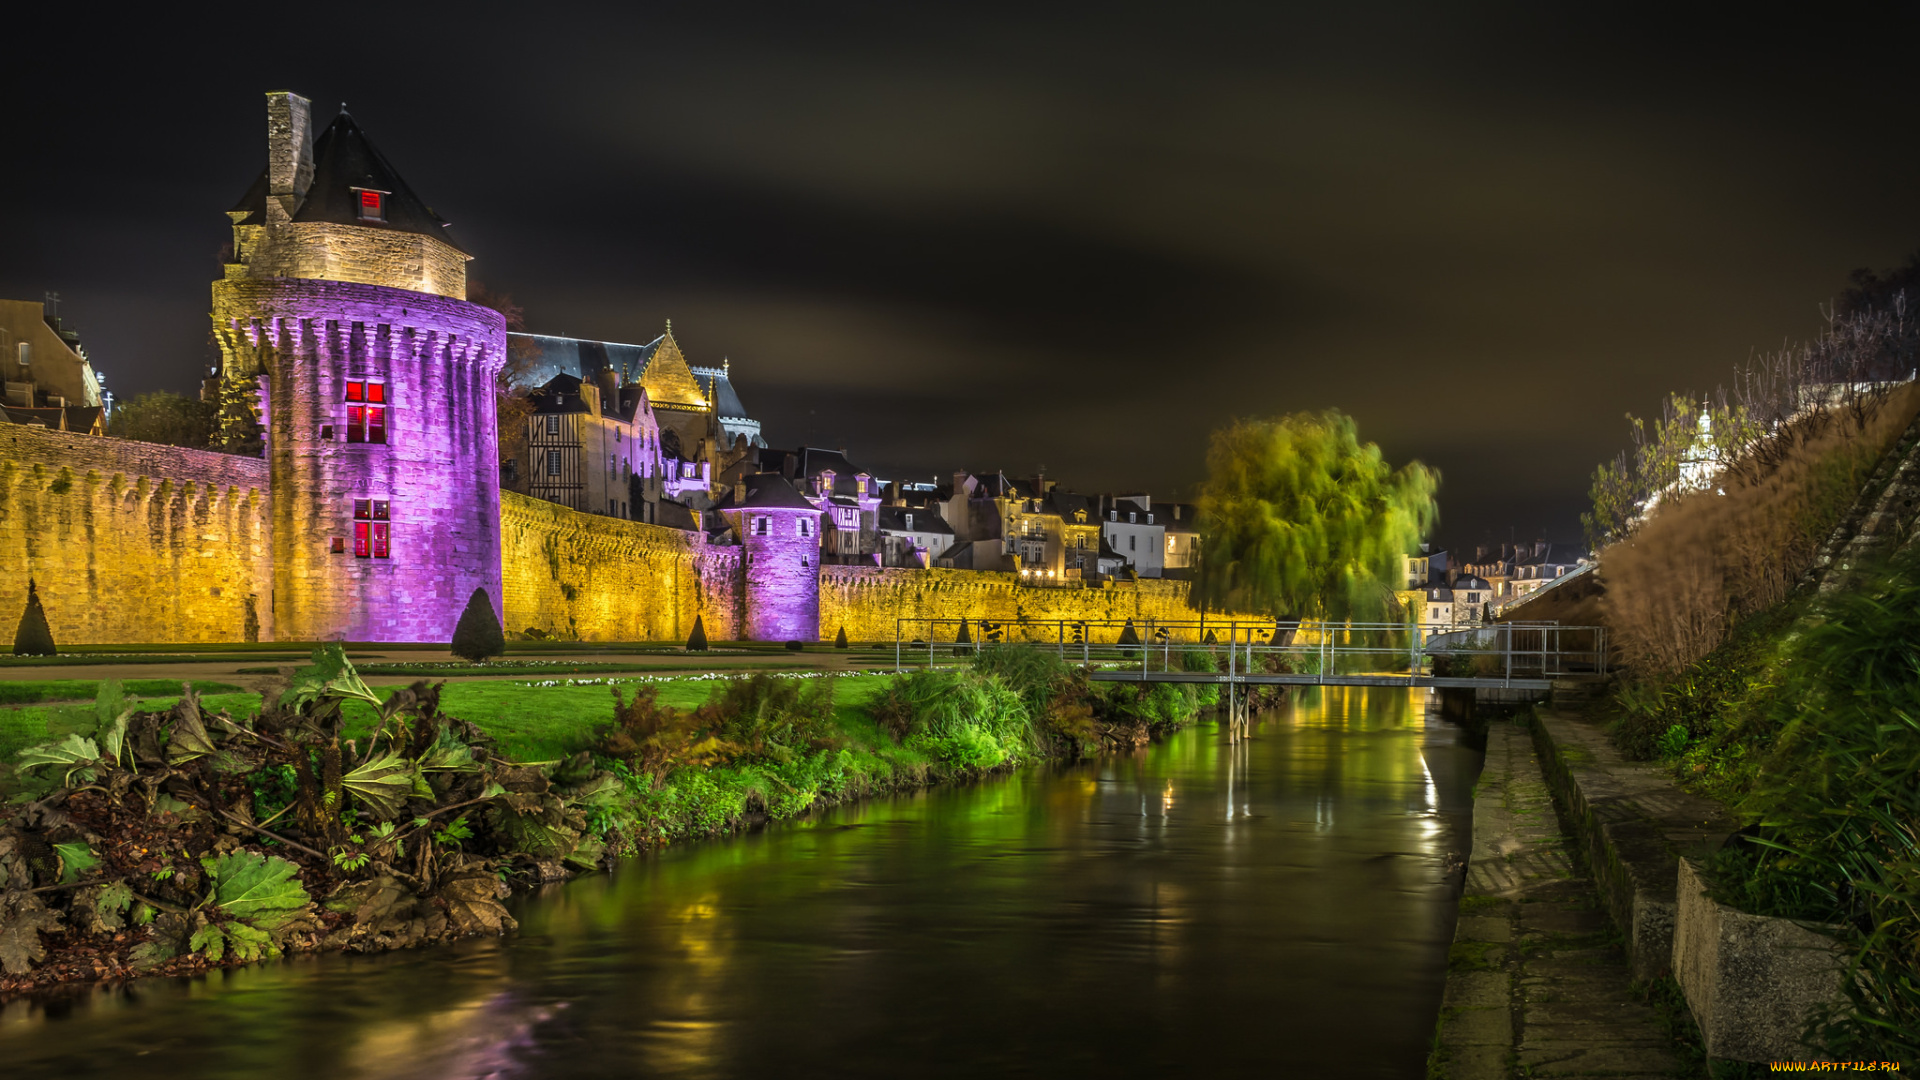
[889,617,1606,689]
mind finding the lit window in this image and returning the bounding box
[352,499,391,559]
[344,380,387,444]
[546,449,563,476]
[357,189,386,222]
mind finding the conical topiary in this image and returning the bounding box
[12,580,56,656]
[686,614,708,651]
[955,618,972,645]
[450,587,505,662]
[834,625,849,649]
[1116,619,1141,647]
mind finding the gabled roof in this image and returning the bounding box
[291,111,465,252]
[637,326,708,411]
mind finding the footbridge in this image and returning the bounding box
[889,617,1607,693]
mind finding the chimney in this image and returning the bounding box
[595,370,620,415]
[265,91,315,226]
[735,477,748,505]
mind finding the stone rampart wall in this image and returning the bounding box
[500,492,740,642]
[0,426,273,644]
[821,566,1215,642]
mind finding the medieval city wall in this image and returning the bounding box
[500,492,741,642]
[0,426,273,644]
[822,566,1214,642]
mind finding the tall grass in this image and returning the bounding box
[1699,549,1920,1060]
[1603,382,1920,676]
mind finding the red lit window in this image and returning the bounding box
[344,380,387,444]
[353,499,391,559]
[357,189,386,222]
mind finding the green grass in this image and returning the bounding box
[0,674,896,777]
[0,679,244,705]
[1,692,260,765]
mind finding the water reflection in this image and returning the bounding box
[0,687,1477,1080]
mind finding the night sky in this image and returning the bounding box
[6,3,1919,547]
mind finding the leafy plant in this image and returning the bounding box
[1655,724,1690,760]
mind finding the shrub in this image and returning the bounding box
[12,580,56,656]
[955,618,972,645]
[686,615,708,651]
[785,640,804,652]
[834,626,849,649]
[449,587,505,662]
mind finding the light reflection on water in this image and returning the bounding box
[0,687,1479,1079]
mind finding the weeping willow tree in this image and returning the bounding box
[1197,410,1438,623]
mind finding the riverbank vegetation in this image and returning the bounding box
[1579,281,1920,1058]
[0,644,1223,997]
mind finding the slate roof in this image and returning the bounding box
[1042,490,1097,523]
[504,333,660,392]
[877,505,954,535]
[713,473,820,513]
[528,374,592,415]
[689,365,751,419]
[228,110,463,252]
[1152,502,1200,533]
[791,448,879,497]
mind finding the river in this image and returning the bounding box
[0,686,1481,1079]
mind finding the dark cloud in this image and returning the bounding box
[5,2,1919,546]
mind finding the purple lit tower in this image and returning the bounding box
[211,92,507,641]
[716,474,824,641]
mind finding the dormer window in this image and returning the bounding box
[355,188,387,222]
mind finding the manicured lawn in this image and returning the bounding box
[349,674,894,761]
[0,673,896,769]
[0,692,261,766]
[0,680,244,705]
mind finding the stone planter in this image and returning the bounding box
[1672,857,1847,1063]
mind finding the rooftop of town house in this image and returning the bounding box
[713,473,822,513]
[877,505,955,535]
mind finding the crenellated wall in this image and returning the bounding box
[0,425,273,644]
[500,492,741,642]
[820,566,1214,643]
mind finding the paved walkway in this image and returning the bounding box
[1434,719,1685,1079]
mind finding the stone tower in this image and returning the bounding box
[212,92,507,641]
[717,474,824,641]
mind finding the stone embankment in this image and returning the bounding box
[1438,707,1851,1074]
[1434,718,1686,1078]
